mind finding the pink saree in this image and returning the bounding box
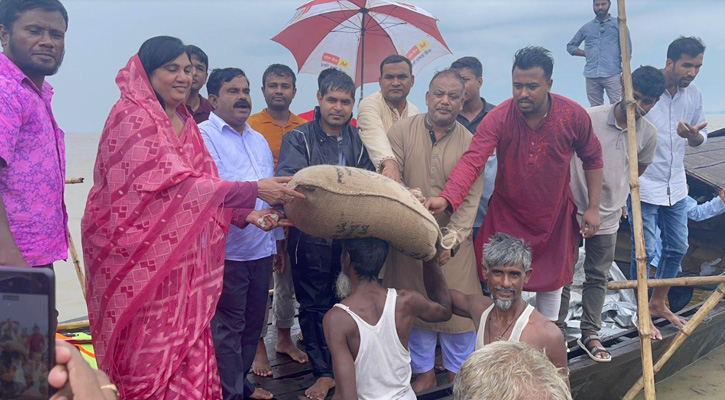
[81,55,256,399]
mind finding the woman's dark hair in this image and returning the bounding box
[138,36,190,108]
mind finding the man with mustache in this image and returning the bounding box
[567,0,631,107]
[247,63,309,378]
[425,47,603,326]
[383,69,484,393]
[628,36,708,334]
[184,45,213,124]
[276,71,374,400]
[357,55,419,182]
[450,233,567,374]
[561,66,664,361]
[0,0,69,269]
[200,68,283,400]
[323,239,451,400]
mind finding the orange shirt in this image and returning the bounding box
[247,109,307,168]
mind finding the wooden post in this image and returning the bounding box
[616,1,656,398]
[67,230,86,298]
[622,285,725,399]
[608,275,725,290]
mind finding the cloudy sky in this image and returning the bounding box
[47,0,725,134]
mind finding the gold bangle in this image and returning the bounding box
[100,383,119,397]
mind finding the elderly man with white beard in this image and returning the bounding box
[450,233,568,378]
[323,238,452,400]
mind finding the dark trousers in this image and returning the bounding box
[211,257,272,399]
[289,243,341,379]
[557,233,617,337]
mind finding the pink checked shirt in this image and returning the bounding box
[0,53,67,266]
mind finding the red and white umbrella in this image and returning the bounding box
[272,0,451,94]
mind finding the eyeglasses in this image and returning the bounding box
[599,23,606,33]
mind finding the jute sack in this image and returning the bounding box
[284,165,454,261]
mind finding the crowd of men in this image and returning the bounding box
[0,0,720,399]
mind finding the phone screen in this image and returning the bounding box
[0,268,54,400]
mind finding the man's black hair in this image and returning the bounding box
[0,0,68,30]
[428,68,465,92]
[317,67,343,89]
[451,56,483,79]
[138,36,189,109]
[319,70,355,98]
[512,46,554,81]
[341,238,389,282]
[632,65,666,99]
[379,54,413,76]
[262,63,296,88]
[186,45,208,70]
[207,68,247,97]
[666,36,705,63]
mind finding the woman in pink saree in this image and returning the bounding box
[81,36,300,399]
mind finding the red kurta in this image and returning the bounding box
[440,94,603,292]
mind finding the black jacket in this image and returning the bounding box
[276,107,375,271]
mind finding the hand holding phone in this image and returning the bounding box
[0,267,55,400]
[49,340,116,400]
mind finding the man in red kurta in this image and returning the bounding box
[426,47,603,321]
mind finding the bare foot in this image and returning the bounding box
[252,338,273,377]
[303,377,335,400]
[412,369,437,393]
[647,320,663,340]
[276,338,308,364]
[249,387,274,399]
[650,302,687,329]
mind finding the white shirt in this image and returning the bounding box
[641,83,707,206]
[200,112,283,262]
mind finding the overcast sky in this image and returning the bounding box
[46,0,725,134]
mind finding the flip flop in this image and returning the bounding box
[578,334,611,363]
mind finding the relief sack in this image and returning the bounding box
[284,165,446,260]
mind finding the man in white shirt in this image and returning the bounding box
[200,68,283,400]
[565,66,663,359]
[357,55,419,182]
[630,36,707,334]
[324,239,451,400]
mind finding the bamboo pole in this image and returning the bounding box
[67,229,86,297]
[616,1,656,398]
[608,275,725,290]
[622,285,725,399]
[65,177,84,184]
[57,319,90,332]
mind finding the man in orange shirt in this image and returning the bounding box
[247,64,309,376]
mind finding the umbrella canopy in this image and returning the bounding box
[272,0,451,91]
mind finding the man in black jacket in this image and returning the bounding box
[276,69,374,400]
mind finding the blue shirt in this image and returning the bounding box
[567,15,631,79]
[200,112,284,262]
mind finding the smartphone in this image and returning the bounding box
[0,267,55,400]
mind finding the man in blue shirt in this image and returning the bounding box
[567,0,631,107]
[200,68,283,400]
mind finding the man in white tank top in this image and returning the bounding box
[323,238,452,400]
[450,233,568,377]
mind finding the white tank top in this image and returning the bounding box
[333,288,417,400]
[475,303,535,350]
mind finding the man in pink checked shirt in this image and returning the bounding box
[0,0,69,269]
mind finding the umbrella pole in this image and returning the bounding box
[617,1,656,398]
[359,8,369,100]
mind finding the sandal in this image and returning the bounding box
[577,334,611,363]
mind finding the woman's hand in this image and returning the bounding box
[257,177,305,206]
[246,209,293,231]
